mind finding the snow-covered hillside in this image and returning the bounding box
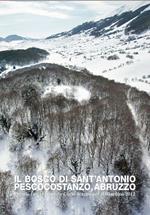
[0,2,150,94]
[1,30,150,94]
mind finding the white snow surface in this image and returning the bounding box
[43,85,91,102]
[0,17,150,94]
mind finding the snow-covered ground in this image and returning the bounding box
[43,85,91,102]
[0,26,150,94]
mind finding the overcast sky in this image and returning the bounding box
[0,1,148,38]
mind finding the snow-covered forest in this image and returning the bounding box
[0,63,149,215]
[0,1,150,215]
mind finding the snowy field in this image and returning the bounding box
[0,24,150,94]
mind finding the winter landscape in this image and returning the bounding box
[0,1,150,215]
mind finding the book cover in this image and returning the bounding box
[0,1,150,215]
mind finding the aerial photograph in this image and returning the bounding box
[0,1,150,215]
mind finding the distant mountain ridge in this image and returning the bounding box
[0,34,28,42]
[47,3,150,39]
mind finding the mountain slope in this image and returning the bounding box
[4,35,27,42]
[0,3,149,94]
[0,34,28,42]
[47,3,150,39]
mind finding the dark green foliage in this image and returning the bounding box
[0,47,49,66]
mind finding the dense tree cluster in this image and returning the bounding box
[0,63,149,214]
